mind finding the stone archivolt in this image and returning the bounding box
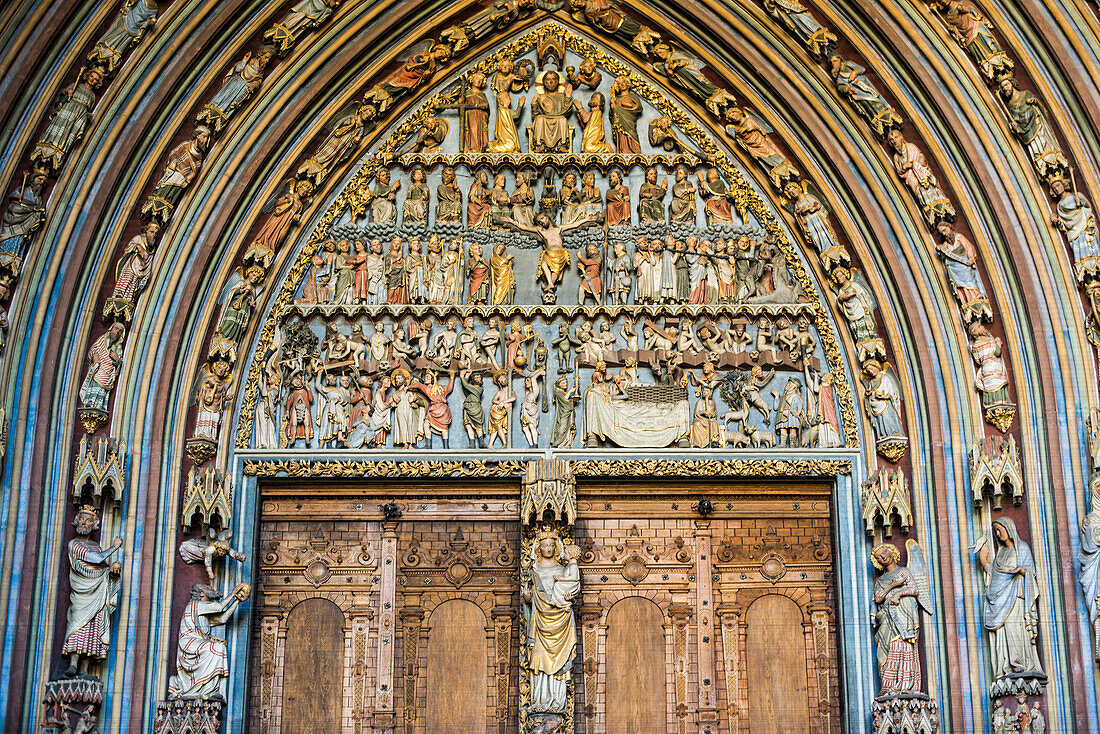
[1,1,1097,733]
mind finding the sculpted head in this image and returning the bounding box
[72,506,100,535]
[870,543,900,571]
[543,71,560,93]
[535,212,551,228]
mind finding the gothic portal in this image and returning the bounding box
[2,1,1100,733]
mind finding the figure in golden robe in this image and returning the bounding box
[530,71,573,153]
[523,532,580,717]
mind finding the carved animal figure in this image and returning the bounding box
[745,424,777,448]
[800,425,819,448]
[724,428,751,448]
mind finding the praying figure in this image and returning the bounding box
[975,517,1045,687]
[574,92,612,153]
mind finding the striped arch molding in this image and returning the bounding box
[0,0,1099,731]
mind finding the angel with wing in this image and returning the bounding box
[179,528,247,583]
[871,540,933,696]
[244,178,314,267]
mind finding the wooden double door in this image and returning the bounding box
[248,483,841,733]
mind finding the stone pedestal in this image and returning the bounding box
[41,677,103,733]
[870,695,939,734]
[153,699,224,734]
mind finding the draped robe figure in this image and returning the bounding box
[608,77,643,153]
[61,508,122,671]
[196,50,272,131]
[89,0,158,72]
[524,536,580,716]
[530,72,573,153]
[0,172,47,266]
[168,583,250,700]
[31,69,103,170]
[977,518,1045,684]
[871,542,932,696]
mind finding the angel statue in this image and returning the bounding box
[179,528,247,583]
[975,517,1046,694]
[871,541,933,696]
[1079,476,1100,661]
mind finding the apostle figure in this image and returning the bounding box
[523,531,580,720]
[638,167,667,222]
[142,126,210,222]
[196,49,272,131]
[61,506,123,676]
[697,168,734,225]
[530,71,573,153]
[370,168,400,223]
[436,166,462,222]
[168,582,251,700]
[88,0,158,72]
[605,170,630,226]
[669,166,697,223]
[871,541,932,696]
[467,170,492,228]
[489,173,511,227]
[511,172,536,228]
[31,66,104,171]
[975,517,1045,685]
[401,168,428,224]
[783,180,845,266]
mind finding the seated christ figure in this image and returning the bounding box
[530,71,574,153]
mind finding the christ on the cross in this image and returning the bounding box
[501,212,596,303]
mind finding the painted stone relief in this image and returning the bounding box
[243,44,861,455]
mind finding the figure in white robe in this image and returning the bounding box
[168,583,250,700]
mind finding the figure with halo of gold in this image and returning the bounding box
[523,527,581,719]
[530,70,574,153]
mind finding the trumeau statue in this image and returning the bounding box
[975,517,1046,696]
[61,506,123,676]
[522,530,581,728]
[871,541,933,697]
[168,582,251,701]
